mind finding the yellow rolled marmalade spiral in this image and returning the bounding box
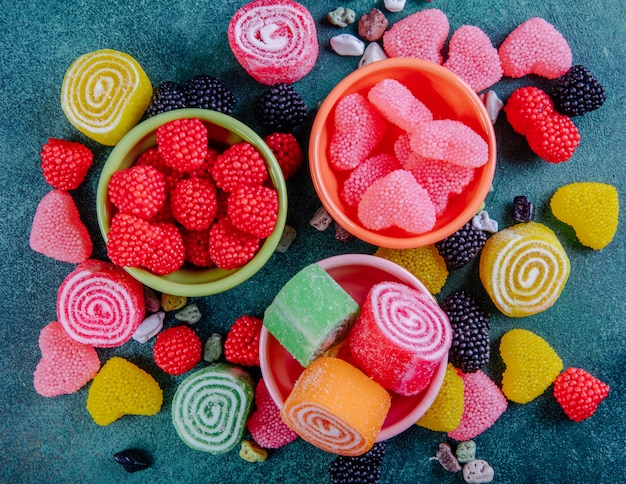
[479,222,570,317]
[61,49,152,145]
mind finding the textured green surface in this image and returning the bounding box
[1,1,624,483]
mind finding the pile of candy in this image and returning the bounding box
[26,0,619,482]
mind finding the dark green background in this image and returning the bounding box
[1,1,624,483]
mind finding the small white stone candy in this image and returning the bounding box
[133,311,165,343]
[478,90,504,124]
[275,224,297,253]
[174,303,202,324]
[358,42,388,68]
[462,460,494,484]
[472,210,498,233]
[330,34,365,56]
[384,0,407,13]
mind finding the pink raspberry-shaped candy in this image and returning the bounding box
[367,79,433,132]
[247,379,298,449]
[498,17,572,79]
[358,169,436,234]
[329,93,387,171]
[443,25,503,92]
[383,9,449,64]
[341,153,401,207]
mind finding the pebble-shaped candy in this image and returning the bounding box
[132,312,165,343]
[310,206,333,231]
[432,443,462,473]
[335,223,354,243]
[358,8,388,42]
[463,460,494,484]
[416,363,464,431]
[374,246,448,295]
[455,440,476,463]
[384,0,406,13]
[203,333,223,363]
[550,182,619,250]
[327,7,356,28]
[239,440,268,463]
[113,449,150,473]
[499,328,563,404]
[330,34,365,56]
[513,195,535,222]
[472,210,498,234]
[275,224,297,252]
[175,303,202,324]
[478,90,504,124]
[358,42,388,68]
[161,293,187,312]
[143,287,161,313]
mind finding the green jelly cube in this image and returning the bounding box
[264,263,360,367]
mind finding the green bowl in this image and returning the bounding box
[96,108,288,297]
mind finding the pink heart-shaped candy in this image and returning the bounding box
[33,321,100,397]
[443,25,503,92]
[358,169,436,234]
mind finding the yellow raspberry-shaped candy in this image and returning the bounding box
[550,182,619,250]
[416,364,464,432]
[500,329,563,404]
[86,357,163,425]
[479,222,570,317]
[375,245,448,295]
[61,49,152,146]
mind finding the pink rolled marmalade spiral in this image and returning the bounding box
[57,260,145,348]
[348,281,452,396]
[227,0,318,85]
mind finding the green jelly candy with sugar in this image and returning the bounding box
[264,263,360,367]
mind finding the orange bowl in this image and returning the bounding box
[309,58,496,249]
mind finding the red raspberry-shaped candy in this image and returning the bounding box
[156,118,209,173]
[227,185,278,239]
[135,147,184,193]
[526,112,580,163]
[186,147,221,180]
[170,177,218,231]
[553,367,610,422]
[106,213,155,268]
[181,228,213,268]
[224,315,263,367]
[208,218,261,270]
[210,142,268,192]
[264,132,303,180]
[108,165,167,220]
[504,86,554,136]
[40,138,94,191]
[153,325,203,375]
[145,223,185,275]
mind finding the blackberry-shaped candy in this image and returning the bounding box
[552,65,606,116]
[435,222,487,270]
[441,290,491,373]
[184,74,236,114]
[145,81,187,118]
[255,83,307,132]
[328,442,386,484]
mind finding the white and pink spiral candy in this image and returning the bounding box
[228,0,318,85]
[348,281,452,396]
[57,260,145,348]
